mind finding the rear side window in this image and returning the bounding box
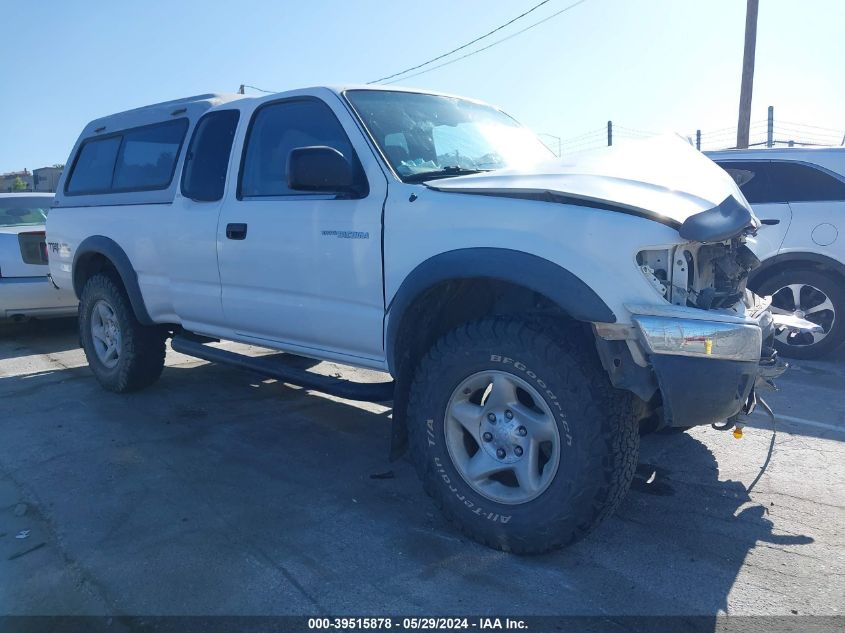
[65,119,188,195]
[718,160,845,204]
[112,120,188,190]
[65,136,121,194]
[239,99,360,198]
[181,110,240,202]
[766,162,845,202]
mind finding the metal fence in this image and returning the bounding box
[541,106,845,156]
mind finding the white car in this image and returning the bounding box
[708,148,845,358]
[0,193,77,321]
[48,87,787,553]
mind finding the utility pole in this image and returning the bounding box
[607,121,613,147]
[736,0,759,149]
[238,84,245,95]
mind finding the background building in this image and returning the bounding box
[1,166,63,192]
[1,169,33,192]
[33,166,63,192]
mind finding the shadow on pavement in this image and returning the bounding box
[0,318,79,361]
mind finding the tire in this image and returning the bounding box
[79,272,166,392]
[757,269,845,360]
[406,317,639,554]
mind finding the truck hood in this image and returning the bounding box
[426,135,759,242]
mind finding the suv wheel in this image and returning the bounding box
[79,273,166,392]
[406,317,639,554]
[758,269,845,360]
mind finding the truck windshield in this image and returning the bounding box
[0,197,51,227]
[345,90,553,181]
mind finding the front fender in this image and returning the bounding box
[384,247,616,373]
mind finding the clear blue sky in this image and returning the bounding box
[2,0,843,172]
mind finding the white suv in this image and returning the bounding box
[708,148,845,359]
[48,87,786,552]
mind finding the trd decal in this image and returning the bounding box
[321,230,370,239]
[47,242,72,258]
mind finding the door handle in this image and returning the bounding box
[226,223,248,240]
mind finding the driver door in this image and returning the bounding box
[217,94,387,364]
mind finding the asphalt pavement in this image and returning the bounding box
[1,318,843,620]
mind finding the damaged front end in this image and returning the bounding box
[619,203,803,430]
[630,229,797,431]
[428,134,799,431]
[637,227,821,355]
[634,292,786,429]
[637,236,761,311]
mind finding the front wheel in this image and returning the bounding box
[79,273,166,392]
[406,318,639,554]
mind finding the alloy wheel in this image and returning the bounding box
[444,370,561,505]
[90,299,122,369]
[769,283,836,348]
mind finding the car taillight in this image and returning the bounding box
[18,231,49,265]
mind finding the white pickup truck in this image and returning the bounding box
[48,86,788,553]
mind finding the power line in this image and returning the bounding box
[775,125,842,141]
[238,84,277,94]
[699,120,767,137]
[776,129,840,141]
[561,127,606,143]
[614,124,657,137]
[367,0,555,85]
[778,120,844,134]
[379,0,591,85]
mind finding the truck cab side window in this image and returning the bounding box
[181,110,240,202]
[239,99,364,198]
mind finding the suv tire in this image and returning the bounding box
[757,269,845,360]
[79,273,166,392]
[406,317,639,553]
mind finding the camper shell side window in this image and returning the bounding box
[65,118,189,196]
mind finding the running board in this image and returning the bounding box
[170,335,394,403]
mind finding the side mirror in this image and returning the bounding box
[287,146,357,194]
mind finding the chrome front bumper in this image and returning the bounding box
[623,295,786,428]
[632,315,762,362]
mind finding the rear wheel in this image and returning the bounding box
[757,269,845,360]
[406,317,639,554]
[79,273,166,392]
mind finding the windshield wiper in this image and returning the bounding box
[403,166,490,183]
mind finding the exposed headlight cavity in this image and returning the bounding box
[637,248,672,301]
[638,238,759,310]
